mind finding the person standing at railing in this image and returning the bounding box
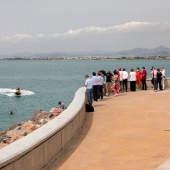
[157,68,163,90]
[91,72,99,102]
[129,68,136,91]
[136,68,142,90]
[97,72,104,100]
[84,75,93,106]
[161,67,166,90]
[141,67,147,90]
[150,67,157,92]
[122,68,128,92]
[105,70,113,96]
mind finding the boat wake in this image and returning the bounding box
[0,88,35,97]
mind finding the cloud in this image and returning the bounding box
[0,34,45,42]
[1,22,170,42]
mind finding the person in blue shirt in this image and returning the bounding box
[84,75,93,106]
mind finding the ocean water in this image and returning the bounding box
[0,59,169,132]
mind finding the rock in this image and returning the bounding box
[0,108,64,149]
[21,121,37,132]
[50,108,63,114]
[31,110,52,124]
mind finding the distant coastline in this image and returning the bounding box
[1,56,170,60]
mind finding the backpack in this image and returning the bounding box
[85,104,94,112]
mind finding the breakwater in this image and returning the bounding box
[0,87,86,170]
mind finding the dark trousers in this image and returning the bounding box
[123,79,128,92]
[93,85,98,101]
[157,79,162,90]
[153,78,157,91]
[130,81,136,91]
[97,85,103,99]
[142,79,147,90]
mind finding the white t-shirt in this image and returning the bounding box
[123,71,128,79]
[129,71,136,81]
[85,78,93,89]
[161,69,165,77]
[91,76,99,85]
[119,71,123,81]
[98,76,104,85]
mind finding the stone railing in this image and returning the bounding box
[0,87,86,170]
[125,78,169,89]
[141,78,169,89]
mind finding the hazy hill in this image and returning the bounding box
[0,46,170,58]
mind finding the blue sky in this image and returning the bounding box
[0,0,170,54]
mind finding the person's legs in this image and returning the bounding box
[86,89,93,106]
[144,80,147,90]
[162,77,165,89]
[130,81,132,91]
[106,82,112,95]
[133,81,136,91]
[157,80,162,90]
[93,85,98,101]
[124,79,128,92]
[153,78,157,91]
[123,80,125,91]
[89,89,93,105]
[139,81,142,89]
[97,85,103,99]
[120,81,123,92]
[106,82,109,95]
[131,81,136,91]
[100,85,103,99]
[142,80,144,90]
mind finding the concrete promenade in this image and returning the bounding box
[49,89,170,170]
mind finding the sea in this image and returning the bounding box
[0,59,169,132]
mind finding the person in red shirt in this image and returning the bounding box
[141,67,147,90]
[136,68,142,90]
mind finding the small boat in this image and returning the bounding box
[15,87,21,96]
[15,92,21,95]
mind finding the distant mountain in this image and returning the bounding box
[114,46,170,56]
[0,46,170,58]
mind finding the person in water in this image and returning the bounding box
[15,87,21,95]
[9,111,13,115]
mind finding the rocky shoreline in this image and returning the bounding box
[0,108,64,149]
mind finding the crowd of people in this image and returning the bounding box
[84,67,166,106]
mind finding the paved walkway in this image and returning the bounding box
[49,89,170,170]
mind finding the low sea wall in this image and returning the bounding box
[133,78,170,89]
[0,78,170,170]
[0,87,86,170]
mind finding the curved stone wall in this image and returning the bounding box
[0,87,86,170]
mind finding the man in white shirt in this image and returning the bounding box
[84,75,93,106]
[97,72,104,99]
[118,68,123,92]
[161,67,166,90]
[91,72,99,102]
[122,68,128,92]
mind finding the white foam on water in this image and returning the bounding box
[0,88,35,97]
